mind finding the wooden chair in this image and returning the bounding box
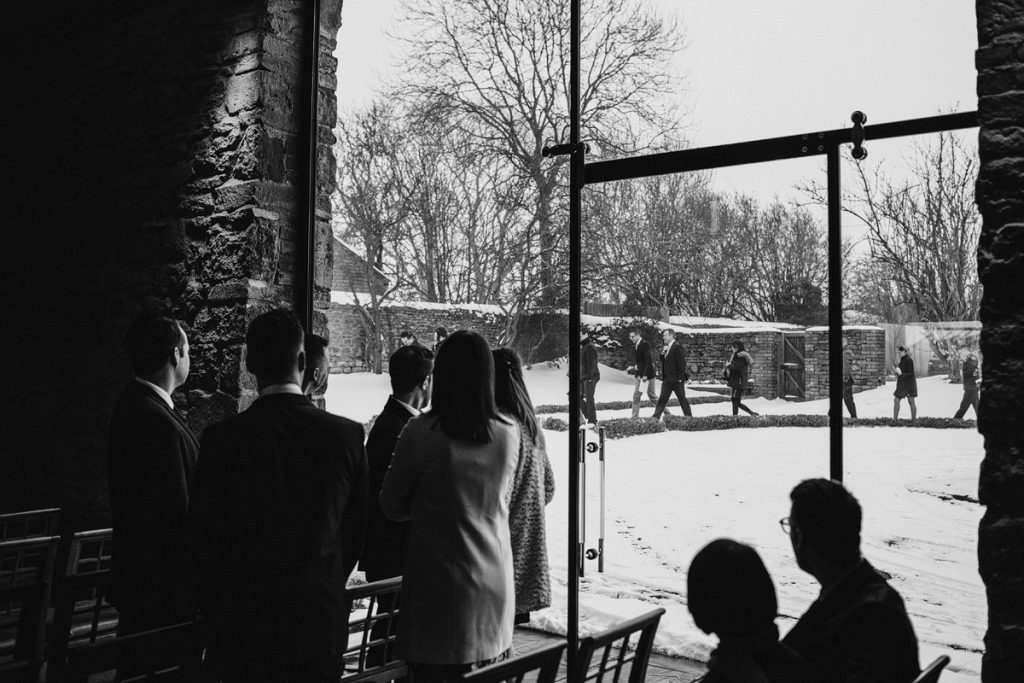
[911,655,951,683]
[342,576,406,682]
[0,536,60,679]
[458,641,566,683]
[569,608,665,683]
[0,509,60,542]
[48,529,118,683]
[63,620,203,683]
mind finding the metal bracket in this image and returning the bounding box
[850,111,868,160]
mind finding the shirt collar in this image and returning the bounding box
[819,556,866,601]
[259,382,304,397]
[393,396,421,417]
[134,377,174,410]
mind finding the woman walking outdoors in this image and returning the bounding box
[380,331,519,681]
[893,345,918,421]
[493,348,555,625]
[725,340,759,416]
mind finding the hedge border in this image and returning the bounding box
[534,395,730,415]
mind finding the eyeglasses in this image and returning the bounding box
[779,517,791,535]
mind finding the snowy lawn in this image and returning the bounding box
[325,364,984,681]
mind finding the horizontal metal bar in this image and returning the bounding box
[584,111,977,185]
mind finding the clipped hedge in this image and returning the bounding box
[534,395,730,415]
[538,413,978,436]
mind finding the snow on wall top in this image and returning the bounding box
[329,291,505,315]
[805,325,885,332]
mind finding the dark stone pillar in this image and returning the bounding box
[976,1,1024,679]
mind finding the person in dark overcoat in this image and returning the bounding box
[652,328,692,420]
[580,330,600,424]
[725,340,758,416]
[892,345,918,420]
[953,353,980,419]
[108,315,199,635]
[627,329,659,418]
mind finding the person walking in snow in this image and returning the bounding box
[627,329,659,419]
[725,340,758,416]
[953,353,980,419]
[892,345,918,421]
[652,328,692,420]
[580,330,600,425]
[842,337,858,418]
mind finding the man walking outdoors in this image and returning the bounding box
[580,329,600,425]
[627,329,658,419]
[652,328,692,420]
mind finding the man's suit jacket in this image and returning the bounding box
[661,341,687,384]
[362,396,413,580]
[107,380,199,628]
[634,339,656,379]
[193,393,368,675]
[581,340,600,381]
[782,559,919,683]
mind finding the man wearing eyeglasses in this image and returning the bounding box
[780,478,920,682]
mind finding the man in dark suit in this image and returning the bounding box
[363,344,432,581]
[580,330,600,425]
[781,478,920,682]
[627,329,659,419]
[652,328,692,420]
[108,315,199,635]
[193,309,368,682]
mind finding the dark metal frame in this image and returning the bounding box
[298,0,322,332]
[561,7,976,654]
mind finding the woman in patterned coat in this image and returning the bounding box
[493,348,555,623]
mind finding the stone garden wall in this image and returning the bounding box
[803,327,887,400]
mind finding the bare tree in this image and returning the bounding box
[396,0,685,305]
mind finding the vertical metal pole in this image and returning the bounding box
[579,429,586,578]
[827,145,844,482]
[598,426,606,573]
[300,0,321,332]
[568,0,583,669]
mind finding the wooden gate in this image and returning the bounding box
[779,333,806,399]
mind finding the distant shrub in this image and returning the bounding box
[600,417,667,439]
[851,417,976,429]
[534,395,729,415]
[541,416,568,431]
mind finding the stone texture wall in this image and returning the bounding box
[975,2,1024,678]
[1,0,343,530]
[803,327,887,400]
[331,238,389,296]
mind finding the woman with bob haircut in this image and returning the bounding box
[380,330,520,680]
[492,347,555,624]
[688,539,810,682]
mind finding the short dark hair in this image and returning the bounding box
[731,340,745,352]
[399,330,415,339]
[434,326,448,339]
[126,315,185,376]
[302,333,329,387]
[389,345,433,394]
[790,478,862,565]
[687,539,777,637]
[427,330,501,443]
[245,309,304,378]
[493,347,540,443]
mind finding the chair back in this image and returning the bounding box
[459,641,566,683]
[0,536,60,672]
[63,620,203,683]
[342,576,406,682]
[48,529,117,683]
[569,608,665,683]
[0,509,60,542]
[911,655,951,683]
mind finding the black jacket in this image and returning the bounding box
[661,341,688,384]
[782,559,919,683]
[581,339,600,381]
[193,393,368,672]
[634,339,656,379]
[962,358,979,390]
[362,396,414,579]
[107,380,199,622]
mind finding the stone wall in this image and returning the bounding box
[0,0,343,530]
[331,238,389,296]
[976,2,1024,678]
[803,327,887,400]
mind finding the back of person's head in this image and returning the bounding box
[400,330,415,341]
[434,326,448,340]
[789,478,862,566]
[731,340,745,352]
[687,539,777,637]
[429,330,498,443]
[246,309,304,380]
[493,347,539,442]
[389,345,433,394]
[302,333,329,394]
[126,315,185,376]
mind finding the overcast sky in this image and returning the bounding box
[334,0,977,204]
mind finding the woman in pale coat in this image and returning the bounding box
[380,330,519,681]
[492,348,555,624]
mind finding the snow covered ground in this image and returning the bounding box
[325,364,984,681]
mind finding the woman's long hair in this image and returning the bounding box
[492,347,540,443]
[427,330,500,443]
